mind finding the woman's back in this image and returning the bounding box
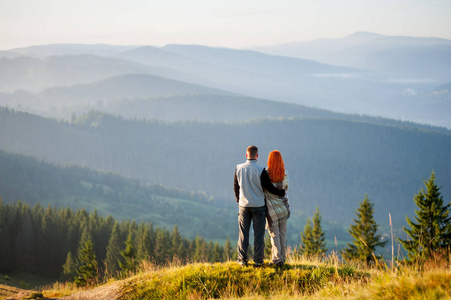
[265,171,289,224]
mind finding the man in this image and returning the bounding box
[234,145,285,267]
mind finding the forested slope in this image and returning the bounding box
[3,89,450,136]
[0,149,235,239]
[1,107,450,230]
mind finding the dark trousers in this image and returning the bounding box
[237,205,266,264]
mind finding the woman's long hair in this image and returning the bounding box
[267,150,285,183]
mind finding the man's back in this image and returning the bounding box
[235,160,265,208]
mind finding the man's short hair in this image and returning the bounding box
[246,145,258,159]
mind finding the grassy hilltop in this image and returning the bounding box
[4,254,451,300]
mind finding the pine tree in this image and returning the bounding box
[399,172,451,262]
[104,221,121,277]
[311,206,327,256]
[74,236,98,287]
[136,224,150,262]
[341,194,387,265]
[61,251,77,282]
[119,229,137,275]
[177,239,189,263]
[15,209,36,272]
[301,217,315,256]
[211,242,223,262]
[223,235,233,261]
[170,225,182,260]
[193,236,207,262]
[153,228,170,263]
[207,241,214,262]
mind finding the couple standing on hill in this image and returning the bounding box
[234,145,290,267]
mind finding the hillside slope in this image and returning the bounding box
[0,149,235,239]
[3,87,448,134]
[1,108,450,230]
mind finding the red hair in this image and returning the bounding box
[267,150,285,183]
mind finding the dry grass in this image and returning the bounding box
[4,252,451,300]
[0,284,26,300]
[116,252,365,300]
[41,281,86,298]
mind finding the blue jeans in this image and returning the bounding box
[237,205,267,264]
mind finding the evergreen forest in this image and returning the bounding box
[0,200,234,279]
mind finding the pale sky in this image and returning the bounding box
[1,0,451,50]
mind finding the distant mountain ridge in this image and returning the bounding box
[0,73,234,118]
[10,43,139,58]
[4,33,451,128]
[0,54,212,93]
[41,73,230,103]
[252,32,451,82]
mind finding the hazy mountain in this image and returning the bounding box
[0,74,231,113]
[3,91,449,135]
[384,81,451,128]
[118,43,367,105]
[0,54,205,93]
[3,40,450,128]
[429,81,451,97]
[117,43,450,128]
[10,43,138,58]
[119,44,401,117]
[0,92,331,122]
[1,83,446,136]
[116,46,191,68]
[0,50,22,58]
[42,73,229,102]
[115,46,215,86]
[163,44,353,74]
[160,44,364,93]
[0,55,148,92]
[1,108,450,233]
[253,32,451,82]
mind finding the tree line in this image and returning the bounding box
[0,200,235,282]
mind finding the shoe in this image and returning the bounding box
[253,263,263,268]
[275,261,284,268]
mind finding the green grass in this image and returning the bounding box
[118,254,366,300]
[7,254,451,300]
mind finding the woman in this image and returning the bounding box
[265,150,290,267]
